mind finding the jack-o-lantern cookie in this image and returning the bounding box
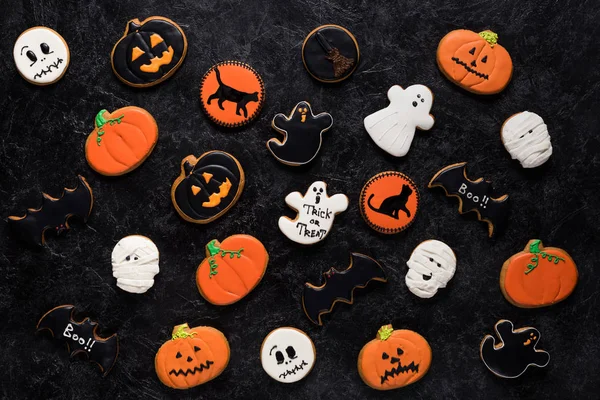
[111,16,187,87]
[155,323,230,389]
[406,240,456,299]
[199,61,265,128]
[85,107,158,176]
[501,112,552,168]
[437,30,513,95]
[358,325,432,390]
[500,240,578,308]
[260,327,316,383]
[171,151,245,224]
[112,235,160,294]
[360,172,419,234]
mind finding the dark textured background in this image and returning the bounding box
[1,0,599,399]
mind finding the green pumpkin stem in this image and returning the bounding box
[171,323,197,340]
[478,30,498,47]
[94,109,125,146]
[524,240,565,274]
[206,239,244,279]
[377,324,394,341]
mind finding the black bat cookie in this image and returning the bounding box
[8,175,93,246]
[36,305,119,376]
[480,319,550,378]
[302,253,387,325]
[428,162,509,237]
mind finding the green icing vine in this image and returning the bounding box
[206,239,243,278]
[478,31,498,47]
[172,325,197,340]
[95,109,124,146]
[525,240,565,275]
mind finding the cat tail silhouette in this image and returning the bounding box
[214,66,223,85]
[367,194,381,214]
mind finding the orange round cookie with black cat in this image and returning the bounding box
[199,61,265,128]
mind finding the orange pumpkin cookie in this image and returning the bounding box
[85,106,158,176]
[155,323,230,389]
[199,61,265,128]
[437,29,513,95]
[196,234,268,305]
[358,325,432,390]
[500,240,578,308]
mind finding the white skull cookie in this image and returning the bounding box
[405,240,456,298]
[260,327,316,383]
[13,27,70,85]
[112,235,160,294]
[501,111,552,168]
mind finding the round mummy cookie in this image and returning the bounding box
[406,240,456,298]
[260,327,316,383]
[501,111,552,168]
[13,27,70,85]
[112,235,159,294]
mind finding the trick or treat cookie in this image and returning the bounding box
[111,16,187,87]
[85,107,158,176]
[364,85,434,157]
[302,24,359,83]
[260,327,316,383]
[500,240,578,308]
[36,305,118,376]
[9,175,93,246]
[267,101,333,166]
[428,162,509,238]
[13,27,70,85]
[302,253,387,325]
[501,112,552,168]
[358,325,431,390]
[359,172,419,234]
[155,323,230,389]
[171,151,245,224]
[405,240,456,299]
[111,235,160,294]
[480,320,549,378]
[196,235,268,305]
[199,61,265,128]
[278,181,348,245]
[437,30,512,95]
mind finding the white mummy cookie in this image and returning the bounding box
[111,235,160,294]
[13,27,70,85]
[260,327,316,383]
[501,111,552,168]
[405,240,456,298]
[364,85,435,157]
[278,181,348,245]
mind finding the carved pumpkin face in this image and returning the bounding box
[358,325,431,390]
[155,323,230,389]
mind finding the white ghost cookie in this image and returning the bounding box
[405,240,456,298]
[260,327,316,383]
[13,27,70,85]
[501,111,552,168]
[111,235,160,294]
[364,85,435,157]
[278,181,348,245]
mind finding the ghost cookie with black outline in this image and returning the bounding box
[260,327,316,383]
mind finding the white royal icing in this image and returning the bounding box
[501,111,552,168]
[364,85,435,157]
[13,27,69,85]
[111,235,159,294]
[405,240,456,298]
[278,181,348,245]
[261,327,315,383]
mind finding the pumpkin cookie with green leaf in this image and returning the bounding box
[85,106,158,176]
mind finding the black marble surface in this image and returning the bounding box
[1,1,599,399]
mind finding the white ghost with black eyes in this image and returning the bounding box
[501,111,552,168]
[405,240,456,298]
[111,235,160,294]
[260,327,316,383]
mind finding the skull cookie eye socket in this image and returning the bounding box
[26,50,37,64]
[285,346,297,359]
[382,352,389,360]
[275,351,284,364]
[40,43,52,54]
[176,351,182,359]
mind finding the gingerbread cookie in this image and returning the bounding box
[501,112,552,168]
[260,327,316,383]
[13,27,70,85]
[406,240,456,299]
[302,25,359,83]
[112,235,160,294]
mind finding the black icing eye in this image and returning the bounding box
[176,352,182,359]
[481,55,488,63]
[429,258,434,262]
[412,101,418,107]
[26,50,37,63]
[469,47,476,55]
[437,263,441,267]
[194,346,200,352]
[397,347,404,356]
[134,256,139,261]
[417,94,421,98]
[126,256,131,261]
[275,351,284,364]
[285,346,297,359]
[382,352,389,360]
[319,188,323,193]
[421,99,425,103]
[40,43,52,54]
[529,129,533,133]
[313,187,317,192]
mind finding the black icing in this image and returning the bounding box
[302,25,359,82]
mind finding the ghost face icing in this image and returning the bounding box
[501,111,552,168]
[13,27,70,85]
[111,235,160,294]
[405,240,456,298]
[260,327,315,383]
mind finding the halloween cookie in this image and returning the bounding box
[501,112,552,168]
[9,175,93,246]
[359,172,419,234]
[199,61,265,128]
[267,101,333,166]
[480,320,549,378]
[278,181,348,245]
[437,29,513,94]
[13,26,70,85]
[302,24,359,83]
[85,107,158,176]
[358,325,432,390]
[406,240,456,299]
[260,327,316,383]
[155,323,230,389]
[364,85,434,157]
[171,151,245,224]
[302,253,387,325]
[112,235,159,294]
[500,240,577,308]
[37,305,118,376]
